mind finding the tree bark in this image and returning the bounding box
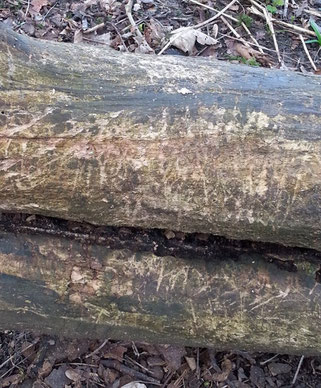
[0,24,321,250]
[0,216,321,355]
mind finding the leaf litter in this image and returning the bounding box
[1,0,319,71]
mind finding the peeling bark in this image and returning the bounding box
[0,217,321,355]
[0,24,321,250]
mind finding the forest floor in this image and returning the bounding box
[1,0,321,387]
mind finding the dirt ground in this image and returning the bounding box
[1,0,321,387]
[1,0,321,72]
[1,332,321,387]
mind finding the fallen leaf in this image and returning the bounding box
[31,0,48,13]
[99,0,120,12]
[1,374,22,387]
[73,30,83,44]
[145,18,167,48]
[103,344,127,361]
[212,358,233,382]
[195,30,217,46]
[93,32,111,45]
[65,368,82,382]
[171,28,217,55]
[212,24,219,39]
[156,345,186,371]
[268,362,292,376]
[185,356,197,371]
[122,383,147,388]
[226,40,273,67]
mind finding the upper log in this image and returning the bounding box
[0,24,321,250]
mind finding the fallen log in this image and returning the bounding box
[0,23,320,250]
[0,213,321,355]
[1,24,321,355]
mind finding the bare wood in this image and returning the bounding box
[0,225,321,355]
[0,24,321,250]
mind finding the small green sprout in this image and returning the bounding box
[237,14,253,28]
[266,0,284,14]
[226,55,261,67]
[305,20,321,46]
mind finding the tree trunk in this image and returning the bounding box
[0,24,321,251]
[0,214,321,355]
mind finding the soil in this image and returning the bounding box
[1,0,321,387]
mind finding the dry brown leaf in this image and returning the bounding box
[156,345,186,371]
[31,0,48,13]
[103,344,127,361]
[226,40,273,67]
[38,359,55,378]
[212,358,233,382]
[145,18,166,48]
[1,374,22,387]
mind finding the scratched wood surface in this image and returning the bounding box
[0,23,321,250]
[0,229,321,354]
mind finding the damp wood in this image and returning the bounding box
[0,23,321,251]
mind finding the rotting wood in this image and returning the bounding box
[0,23,321,251]
[0,214,321,355]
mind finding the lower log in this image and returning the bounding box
[1,221,321,355]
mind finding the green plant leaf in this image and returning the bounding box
[305,39,319,44]
[310,20,321,45]
[266,5,277,13]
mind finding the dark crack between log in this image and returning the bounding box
[1,212,321,279]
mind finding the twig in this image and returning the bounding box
[292,355,304,385]
[241,22,265,53]
[159,0,238,55]
[0,338,39,371]
[260,353,279,366]
[101,359,160,384]
[299,34,317,71]
[275,19,316,36]
[125,0,153,52]
[283,0,289,18]
[189,0,264,53]
[174,0,238,32]
[42,1,57,20]
[304,9,321,18]
[250,3,316,37]
[25,0,31,17]
[125,0,143,39]
[85,339,109,358]
[251,0,281,63]
[221,16,252,49]
[106,22,129,52]
[83,22,105,34]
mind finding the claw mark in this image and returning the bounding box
[6,46,15,80]
[4,108,53,137]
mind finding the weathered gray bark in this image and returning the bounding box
[0,24,320,250]
[0,223,321,355]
